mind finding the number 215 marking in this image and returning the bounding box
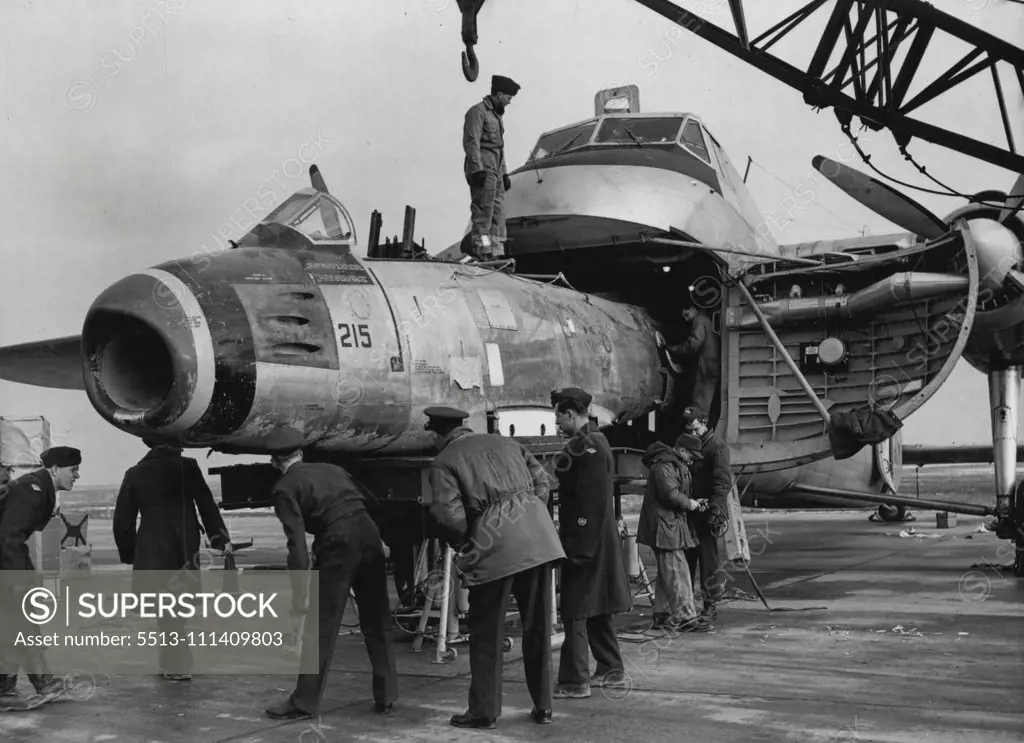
[339,323,371,349]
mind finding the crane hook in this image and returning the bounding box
[458,0,484,83]
[462,44,479,82]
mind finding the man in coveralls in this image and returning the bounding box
[423,406,564,729]
[550,388,632,699]
[0,446,82,711]
[666,305,720,417]
[262,427,398,721]
[462,74,521,259]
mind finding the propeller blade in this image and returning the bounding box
[1007,268,1024,294]
[812,155,948,240]
[1000,172,1024,224]
[309,165,329,194]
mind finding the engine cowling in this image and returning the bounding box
[943,204,1024,373]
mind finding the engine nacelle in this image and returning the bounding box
[943,204,1024,373]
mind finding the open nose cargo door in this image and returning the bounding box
[719,224,980,473]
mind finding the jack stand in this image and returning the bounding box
[410,539,464,663]
[620,519,656,605]
[409,540,520,659]
[550,563,565,651]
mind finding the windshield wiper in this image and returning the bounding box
[622,125,645,147]
[551,132,582,158]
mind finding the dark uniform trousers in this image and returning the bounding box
[466,563,553,719]
[291,536,398,714]
[0,586,54,693]
[685,537,724,606]
[557,613,624,686]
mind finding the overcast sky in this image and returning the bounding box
[1,0,1021,485]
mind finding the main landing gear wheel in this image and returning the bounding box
[502,638,513,653]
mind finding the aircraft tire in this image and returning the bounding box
[876,504,907,522]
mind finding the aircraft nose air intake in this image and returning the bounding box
[82,270,215,434]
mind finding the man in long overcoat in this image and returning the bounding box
[425,406,565,729]
[113,438,232,679]
[551,388,632,699]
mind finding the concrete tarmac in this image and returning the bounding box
[1,510,1021,742]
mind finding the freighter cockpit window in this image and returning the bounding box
[595,116,683,145]
[680,119,710,164]
[530,120,598,160]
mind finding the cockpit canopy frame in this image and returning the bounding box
[527,112,713,166]
[236,188,358,250]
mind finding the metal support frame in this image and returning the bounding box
[988,367,1021,522]
[630,0,1024,173]
[791,483,995,516]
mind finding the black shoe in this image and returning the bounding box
[374,702,394,715]
[701,604,718,622]
[264,700,313,720]
[530,708,552,724]
[32,678,67,703]
[450,711,496,729]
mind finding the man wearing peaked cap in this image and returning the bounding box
[423,406,470,430]
[550,389,632,699]
[262,426,398,721]
[262,425,306,454]
[462,74,521,260]
[423,402,564,729]
[0,446,83,709]
[550,387,592,408]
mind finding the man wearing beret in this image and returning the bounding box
[681,407,733,622]
[462,74,520,260]
[113,437,233,681]
[423,405,564,729]
[638,433,712,632]
[550,388,632,699]
[261,426,398,721]
[0,446,82,710]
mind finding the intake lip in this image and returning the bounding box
[82,271,209,433]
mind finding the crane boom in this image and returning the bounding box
[629,0,1024,174]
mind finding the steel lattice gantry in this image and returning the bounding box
[631,0,1024,174]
